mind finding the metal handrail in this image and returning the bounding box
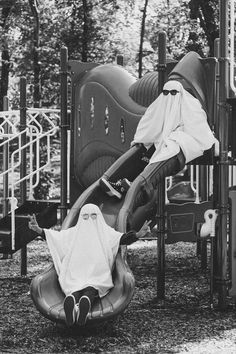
[8,128,57,250]
[0,108,60,250]
[0,108,60,139]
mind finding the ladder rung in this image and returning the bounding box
[0,229,11,236]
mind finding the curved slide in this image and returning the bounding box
[30,144,185,326]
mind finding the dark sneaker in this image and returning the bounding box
[121,178,131,191]
[100,178,122,199]
[64,295,76,327]
[77,296,91,326]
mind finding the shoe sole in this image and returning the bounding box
[64,295,76,327]
[77,296,91,326]
[100,179,122,199]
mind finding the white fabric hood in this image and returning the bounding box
[132,80,217,163]
[45,204,123,297]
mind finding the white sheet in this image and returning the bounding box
[44,204,123,297]
[131,80,217,163]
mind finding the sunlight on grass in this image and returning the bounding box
[176,329,236,353]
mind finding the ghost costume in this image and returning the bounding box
[44,204,123,297]
[131,80,217,164]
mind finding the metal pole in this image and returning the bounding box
[116,55,123,66]
[60,47,69,223]
[156,182,166,303]
[156,31,167,302]
[214,38,220,140]
[20,77,27,276]
[200,166,208,272]
[2,97,10,260]
[158,31,167,94]
[3,96,9,217]
[213,38,220,293]
[216,0,230,309]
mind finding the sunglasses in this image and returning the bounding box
[82,213,97,220]
[162,89,179,96]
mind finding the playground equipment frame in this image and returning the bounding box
[1,0,235,313]
[154,0,236,310]
[216,0,230,309]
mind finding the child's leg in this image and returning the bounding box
[72,290,83,303]
[82,286,98,305]
[76,286,98,326]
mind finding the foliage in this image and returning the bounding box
[33,169,54,199]
[0,4,13,110]
[9,1,64,108]
[189,0,219,56]
[0,0,219,199]
[33,142,56,200]
[147,0,210,62]
[0,0,219,109]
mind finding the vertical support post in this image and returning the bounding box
[158,31,167,94]
[116,55,123,66]
[60,47,69,223]
[214,38,220,139]
[3,96,9,217]
[20,77,27,276]
[216,0,230,309]
[213,38,220,292]
[200,166,208,272]
[156,182,166,302]
[2,96,10,260]
[156,31,167,302]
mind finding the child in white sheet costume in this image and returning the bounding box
[28,203,150,327]
[100,80,218,198]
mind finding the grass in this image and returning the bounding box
[1,238,236,353]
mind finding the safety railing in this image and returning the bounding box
[0,108,60,250]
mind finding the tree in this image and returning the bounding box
[59,0,123,63]
[138,0,149,78]
[189,0,219,56]
[147,0,193,60]
[29,0,41,107]
[0,1,13,111]
[7,0,65,108]
[1,0,220,109]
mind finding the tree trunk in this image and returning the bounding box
[29,0,41,107]
[0,6,12,111]
[82,0,88,62]
[0,47,10,111]
[138,0,149,78]
[189,0,219,57]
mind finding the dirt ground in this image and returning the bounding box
[1,239,236,354]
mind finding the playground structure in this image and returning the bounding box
[0,0,236,326]
[0,100,60,256]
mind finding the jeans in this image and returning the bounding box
[72,286,98,306]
